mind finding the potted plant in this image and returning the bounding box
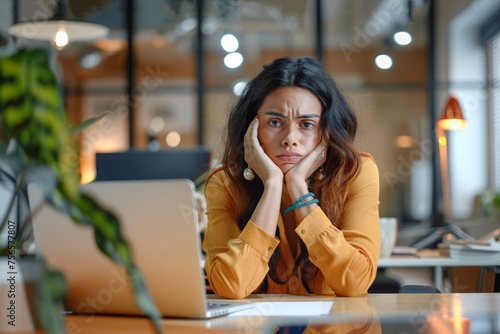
[480,189,500,218]
[0,48,162,333]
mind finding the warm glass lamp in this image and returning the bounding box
[436,94,467,220]
[437,94,468,130]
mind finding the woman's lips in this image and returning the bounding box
[277,154,302,162]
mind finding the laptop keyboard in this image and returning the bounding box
[207,302,230,309]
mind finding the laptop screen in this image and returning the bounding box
[94,147,211,182]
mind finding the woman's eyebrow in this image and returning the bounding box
[264,111,287,118]
[263,111,320,119]
[297,114,320,119]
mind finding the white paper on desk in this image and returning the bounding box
[228,301,334,317]
[467,243,500,252]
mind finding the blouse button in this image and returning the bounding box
[267,247,273,252]
[300,229,306,235]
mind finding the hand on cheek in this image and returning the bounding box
[285,141,327,183]
[244,118,283,183]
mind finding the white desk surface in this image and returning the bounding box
[378,255,500,267]
[62,293,500,334]
[377,251,500,292]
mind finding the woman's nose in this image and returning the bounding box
[281,125,299,147]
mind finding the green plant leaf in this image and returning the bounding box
[36,259,67,333]
[0,140,27,177]
[493,193,500,209]
[71,110,113,135]
[194,170,209,193]
[1,48,163,334]
[23,164,57,197]
[0,49,80,201]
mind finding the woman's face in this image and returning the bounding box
[257,86,323,174]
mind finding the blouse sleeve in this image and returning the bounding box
[295,156,380,296]
[202,170,279,299]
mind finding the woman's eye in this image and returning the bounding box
[302,121,316,129]
[269,120,282,127]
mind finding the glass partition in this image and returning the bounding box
[5,0,499,232]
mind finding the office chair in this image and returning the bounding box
[399,284,441,293]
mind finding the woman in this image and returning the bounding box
[202,56,380,299]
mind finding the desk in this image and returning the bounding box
[64,293,500,333]
[378,254,500,292]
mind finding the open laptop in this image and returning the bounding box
[29,179,253,319]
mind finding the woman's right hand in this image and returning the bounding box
[244,118,283,184]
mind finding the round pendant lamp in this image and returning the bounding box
[9,1,109,49]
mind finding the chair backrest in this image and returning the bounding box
[399,284,441,293]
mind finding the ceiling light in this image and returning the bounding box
[10,21,108,48]
[233,80,247,96]
[175,17,197,36]
[393,31,412,46]
[202,20,217,35]
[9,0,108,50]
[224,52,244,69]
[53,27,69,49]
[394,121,415,148]
[221,34,239,52]
[79,50,102,69]
[150,116,165,133]
[375,54,393,70]
[166,131,181,147]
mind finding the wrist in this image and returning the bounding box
[284,179,309,198]
[264,175,284,189]
[284,173,307,186]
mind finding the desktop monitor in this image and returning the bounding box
[94,147,211,182]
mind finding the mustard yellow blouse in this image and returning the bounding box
[202,156,380,299]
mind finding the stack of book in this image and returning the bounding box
[438,239,500,260]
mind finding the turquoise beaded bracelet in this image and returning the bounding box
[292,192,314,205]
[283,192,319,214]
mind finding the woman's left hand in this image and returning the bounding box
[284,140,327,184]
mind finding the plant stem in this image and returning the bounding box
[18,195,45,247]
[0,172,23,235]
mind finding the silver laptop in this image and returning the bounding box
[29,179,253,318]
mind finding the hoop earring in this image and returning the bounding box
[243,166,255,181]
[315,166,324,181]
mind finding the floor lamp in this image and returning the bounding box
[436,94,467,220]
[412,94,474,249]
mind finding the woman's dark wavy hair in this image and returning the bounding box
[220,56,361,293]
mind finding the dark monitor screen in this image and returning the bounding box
[94,147,211,182]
